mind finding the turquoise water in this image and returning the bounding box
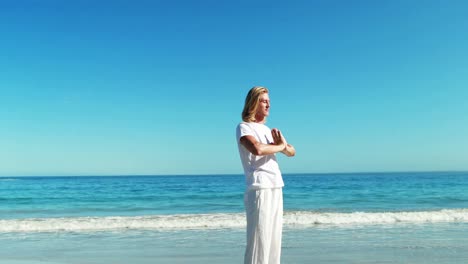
[1,172,468,263]
[3,172,468,219]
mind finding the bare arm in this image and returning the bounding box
[240,128,295,157]
[239,135,286,156]
[282,144,296,157]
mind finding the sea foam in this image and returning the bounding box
[1,209,468,232]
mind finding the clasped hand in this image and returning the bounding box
[271,128,287,150]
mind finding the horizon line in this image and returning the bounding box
[1,170,467,177]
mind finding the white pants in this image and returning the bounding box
[244,188,283,264]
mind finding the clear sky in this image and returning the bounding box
[1,0,467,176]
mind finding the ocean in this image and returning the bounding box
[1,172,468,263]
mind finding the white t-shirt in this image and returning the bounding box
[236,122,284,190]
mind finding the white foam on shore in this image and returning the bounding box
[2,209,468,232]
[284,209,468,226]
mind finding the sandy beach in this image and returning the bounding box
[2,224,468,264]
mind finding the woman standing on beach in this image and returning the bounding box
[236,86,296,264]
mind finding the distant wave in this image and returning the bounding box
[1,209,468,232]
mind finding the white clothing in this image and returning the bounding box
[236,122,284,190]
[244,188,283,264]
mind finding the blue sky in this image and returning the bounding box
[1,1,467,176]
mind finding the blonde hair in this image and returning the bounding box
[242,86,269,122]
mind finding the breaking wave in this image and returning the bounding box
[2,209,468,232]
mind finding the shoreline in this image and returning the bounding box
[2,224,468,264]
